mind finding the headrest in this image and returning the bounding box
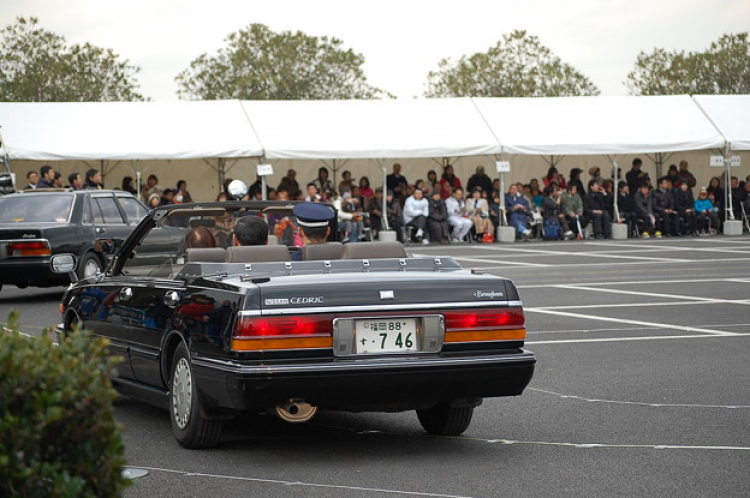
[185,247,227,263]
[302,242,345,261]
[226,244,291,263]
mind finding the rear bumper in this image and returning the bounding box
[192,350,536,412]
[0,258,68,287]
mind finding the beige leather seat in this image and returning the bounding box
[226,245,291,263]
[343,241,407,259]
[302,242,345,261]
[185,247,227,263]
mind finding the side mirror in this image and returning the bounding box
[50,253,78,283]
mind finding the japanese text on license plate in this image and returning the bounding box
[355,318,418,353]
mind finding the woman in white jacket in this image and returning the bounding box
[403,188,430,244]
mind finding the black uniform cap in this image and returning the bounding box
[293,202,335,228]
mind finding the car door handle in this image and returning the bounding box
[96,227,107,234]
[120,287,133,301]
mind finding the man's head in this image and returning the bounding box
[233,216,269,246]
[509,184,519,196]
[68,173,82,189]
[476,165,485,175]
[640,183,650,195]
[731,176,739,188]
[293,202,335,244]
[40,165,54,182]
[392,163,402,174]
[632,158,643,169]
[412,188,424,200]
[453,187,464,200]
[618,181,628,194]
[53,171,62,187]
[431,188,442,201]
[679,160,689,171]
[286,169,296,179]
[659,177,670,190]
[86,168,102,185]
[588,179,599,192]
[26,170,38,185]
[680,182,690,192]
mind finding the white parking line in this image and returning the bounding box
[553,284,750,306]
[136,466,476,498]
[525,308,738,336]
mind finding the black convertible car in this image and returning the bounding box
[53,197,535,448]
[0,189,147,293]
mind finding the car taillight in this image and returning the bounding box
[443,307,526,344]
[7,240,52,257]
[232,314,334,351]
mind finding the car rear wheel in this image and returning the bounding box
[416,402,474,436]
[169,342,223,449]
[78,253,102,280]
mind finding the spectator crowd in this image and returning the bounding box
[18,159,750,244]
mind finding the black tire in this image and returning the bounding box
[169,342,224,449]
[77,252,102,280]
[416,402,474,436]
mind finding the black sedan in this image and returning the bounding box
[0,189,147,293]
[53,199,535,448]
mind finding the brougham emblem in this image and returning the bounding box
[474,290,504,299]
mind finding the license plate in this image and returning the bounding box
[355,318,418,353]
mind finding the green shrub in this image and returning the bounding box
[0,311,130,497]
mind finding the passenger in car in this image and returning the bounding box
[290,202,335,261]
[233,216,269,246]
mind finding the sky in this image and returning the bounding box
[2,0,749,101]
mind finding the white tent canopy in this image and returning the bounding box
[1,95,749,163]
[0,100,263,161]
[693,95,750,152]
[241,98,501,159]
[472,95,727,156]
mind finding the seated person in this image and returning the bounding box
[633,183,656,238]
[427,188,450,244]
[542,185,572,239]
[403,187,429,244]
[562,184,586,239]
[674,182,697,236]
[694,187,720,234]
[468,187,493,242]
[616,181,637,237]
[651,177,680,237]
[291,202,335,260]
[233,216,269,246]
[584,180,612,239]
[505,184,531,239]
[445,187,472,243]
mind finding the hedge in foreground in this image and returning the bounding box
[0,312,130,497]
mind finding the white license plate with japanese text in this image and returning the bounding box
[354,318,418,354]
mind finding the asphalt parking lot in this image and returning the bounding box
[2,235,749,497]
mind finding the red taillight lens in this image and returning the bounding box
[443,308,525,330]
[7,240,52,257]
[443,307,526,344]
[232,314,334,351]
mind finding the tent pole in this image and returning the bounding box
[380,159,389,231]
[135,162,142,200]
[725,144,734,221]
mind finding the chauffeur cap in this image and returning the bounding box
[293,202,335,228]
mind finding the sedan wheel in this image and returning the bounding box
[417,402,474,436]
[169,342,223,449]
[78,253,102,279]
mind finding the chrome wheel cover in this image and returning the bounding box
[172,357,192,430]
[82,259,100,278]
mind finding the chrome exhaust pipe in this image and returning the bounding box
[273,399,318,423]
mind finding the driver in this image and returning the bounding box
[290,202,335,260]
